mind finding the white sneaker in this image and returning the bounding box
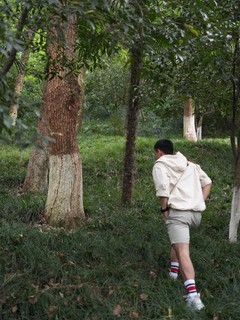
[186,293,205,311]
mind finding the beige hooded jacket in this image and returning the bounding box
[152,152,212,212]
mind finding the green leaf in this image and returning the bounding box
[184,23,200,37]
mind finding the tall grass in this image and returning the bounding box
[0,135,237,319]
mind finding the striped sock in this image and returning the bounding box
[184,279,197,299]
[169,262,179,279]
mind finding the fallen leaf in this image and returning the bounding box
[140,293,148,301]
[47,305,57,318]
[149,271,157,277]
[11,305,18,313]
[129,311,139,318]
[108,285,116,296]
[28,295,38,304]
[113,304,121,317]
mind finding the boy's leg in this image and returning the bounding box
[173,242,204,310]
[166,210,204,309]
[169,246,180,279]
[170,246,178,262]
[172,243,194,281]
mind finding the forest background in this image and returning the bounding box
[1,0,240,319]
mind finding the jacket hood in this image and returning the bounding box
[156,151,188,173]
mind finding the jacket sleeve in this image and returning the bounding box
[195,164,212,187]
[152,163,170,197]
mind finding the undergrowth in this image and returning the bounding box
[0,135,237,319]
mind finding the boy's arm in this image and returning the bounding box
[160,196,169,219]
[202,183,212,201]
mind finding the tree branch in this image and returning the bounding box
[0,3,30,78]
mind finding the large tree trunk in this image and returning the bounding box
[44,16,85,228]
[122,47,141,204]
[45,153,84,228]
[183,97,197,141]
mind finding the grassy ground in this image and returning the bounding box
[0,135,237,319]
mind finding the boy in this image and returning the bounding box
[152,139,212,310]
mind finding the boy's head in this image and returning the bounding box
[154,139,174,159]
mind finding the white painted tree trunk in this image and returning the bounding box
[183,115,197,141]
[196,125,202,140]
[196,115,203,140]
[45,153,84,228]
[183,97,197,141]
[229,186,240,243]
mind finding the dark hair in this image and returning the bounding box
[154,139,174,154]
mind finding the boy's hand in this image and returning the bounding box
[163,210,169,220]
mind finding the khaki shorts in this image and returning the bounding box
[165,208,202,244]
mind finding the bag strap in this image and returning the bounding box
[170,162,189,194]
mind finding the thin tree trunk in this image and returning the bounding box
[9,48,31,125]
[44,16,85,228]
[196,115,203,140]
[122,47,141,204]
[229,4,240,242]
[229,146,240,242]
[229,185,240,243]
[183,97,197,141]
